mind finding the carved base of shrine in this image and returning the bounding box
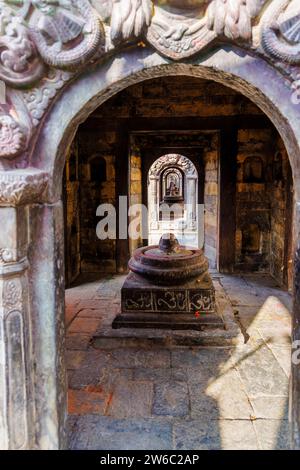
[113,272,224,330]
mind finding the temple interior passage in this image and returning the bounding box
[66,273,291,450]
[64,76,293,288]
[64,75,293,450]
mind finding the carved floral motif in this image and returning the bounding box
[0,113,26,158]
[23,69,71,126]
[3,279,22,309]
[0,170,49,205]
[0,3,44,87]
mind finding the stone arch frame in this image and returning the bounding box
[161,167,184,202]
[147,154,199,246]
[1,2,300,451]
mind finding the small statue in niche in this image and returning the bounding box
[167,180,179,197]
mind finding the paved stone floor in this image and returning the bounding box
[66,273,292,450]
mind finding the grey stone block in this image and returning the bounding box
[152,381,189,417]
[68,416,173,450]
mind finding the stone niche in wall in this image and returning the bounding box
[234,129,292,280]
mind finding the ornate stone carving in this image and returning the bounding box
[262,0,300,64]
[0,170,49,205]
[0,113,26,159]
[0,248,16,264]
[3,279,22,309]
[0,3,45,87]
[149,154,196,178]
[110,0,267,60]
[110,0,153,42]
[29,0,105,69]
[23,69,71,126]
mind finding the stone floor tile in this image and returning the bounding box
[152,382,189,417]
[68,416,173,450]
[66,333,92,351]
[77,299,112,310]
[68,388,106,415]
[267,345,292,377]
[171,348,232,369]
[68,317,102,334]
[173,419,259,450]
[249,396,289,420]
[105,380,153,418]
[173,420,222,450]
[219,420,259,450]
[133,368,172,381]
[185,365,222,385]
[253,420,291,450]
[70,365,134,390]
[77,308,105,318]
[235,345,289,397]
[65,303,81,327]
[109,348,171,369]
[190,369,253,420]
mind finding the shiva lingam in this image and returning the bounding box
[113,233,224,330]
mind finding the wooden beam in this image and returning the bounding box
[79,115,272,132]
[219,125,238,273]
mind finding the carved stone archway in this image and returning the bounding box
[148,154,199,247]
[1,0,300,450]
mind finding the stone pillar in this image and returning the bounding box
[0,171,67,450]
[0,207,35,449]
[28,202,67,450]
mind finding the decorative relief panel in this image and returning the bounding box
[0,0,299,167]
[0,114,26,159]
[261,0,300,64]
[149,154,197,178]
[0,170,49,205]
[0,3,45,88]
[122,287,215,313]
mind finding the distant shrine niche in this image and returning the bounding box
[148,154,201,247]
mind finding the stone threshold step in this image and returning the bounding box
[92,322,242,348]
[112,312,224,330]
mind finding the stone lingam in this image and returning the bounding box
[113,234,224,330]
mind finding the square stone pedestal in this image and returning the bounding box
[112,272,224,330]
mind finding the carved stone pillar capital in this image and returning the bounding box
[0,170,49,207]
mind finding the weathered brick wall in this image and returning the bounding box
[65,76,292,285]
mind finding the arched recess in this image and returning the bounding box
[147,154,200,248]
[25,46,300,449]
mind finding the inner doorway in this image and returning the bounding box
[64,75,294,449]
[147,154,200,248]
